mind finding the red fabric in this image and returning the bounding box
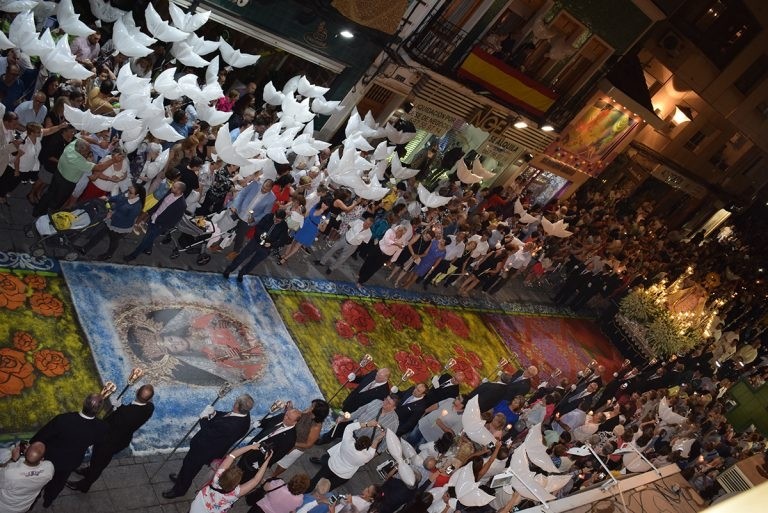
[271,185,293,213]
[78,182,109,202]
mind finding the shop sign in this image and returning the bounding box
[409,101,456,135]
[482,135,521,163]
[467,105,515,135]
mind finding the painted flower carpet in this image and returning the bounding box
[0,265,101,440]
[60,262,323,454]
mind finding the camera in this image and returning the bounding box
[19,440,29,454]
[487,441,496,450]
[259,232,268,246]
[445,465,455,475]
[258,440,274,455]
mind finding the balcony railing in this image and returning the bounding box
[404,17,468,70]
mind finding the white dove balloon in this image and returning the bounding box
[112,15,154,57]
[503,445,557,503]
[457,159,483,184]
[354,177,390,201]
[205,56,220,86]
[0,30,14,51]
[390,153,419,181]
[41,37,94,79]
[384,122,417,145]
[658,397,686,426]
[115,64,151,96]
[524,423,562,473]
[153,68,183,100]
[111,109,140,131]
[0,0,38,13]
[145,3,189,43]
[345,108,379,140]
[170,41,209,68]
[8,10,38,54]
[26,25,54,58]
[88,0,125,23]
[263,81,284,106]
[513,198,539,224]
[449,465,494,507]
[372,141,395,161]
[534,473,572,493]
[417,184,451,209]
[122,12,156,48]
[311,96,341,115]
[282,75,301,96]
[168,2,210,32]
[215,125,255,167]
[297,75,329,98]
[218,37,260,68]
[461,396,496,447]
[540,217,573,238]
[385,429,416,486]
[471,158,496,179]
[280,95,315,125]
[56,0,94,37]
[196,103,232,127]
[63,104,113,132]
[185,33,220,56]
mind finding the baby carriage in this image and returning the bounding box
[26,200,110,261]
[167,210,238,265]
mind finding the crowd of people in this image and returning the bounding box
[2,4,768,513]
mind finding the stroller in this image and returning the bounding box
[26,200,110,261]
[166,210,238,265]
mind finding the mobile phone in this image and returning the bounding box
[19,440,29,454]
[445,465,455,475]
[328,495,338,505]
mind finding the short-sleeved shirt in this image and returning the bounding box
[0,452,55,513]
[418,398,463,442]
[58,141,94,183]
[189,467,240,513]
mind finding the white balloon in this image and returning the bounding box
[218,37,260,68]
[449,465,494,507]
[0,29,14,50]
[205,56,220,86]
[282,75,301,96]
[56,0,94,37]
[149,121,184,143]
[170,41,209,68]
[88,0,126,23]
[524,423,562,473]
[41,37,94,79]
[153,68,183,100]
[145,3,189,43]
[0,1,39,13]
[384,122,416,145]
[263,81,284,106]
[417,183,451,209]
[195,103,232,127]
[390,153,419,181]
[311,96,341,115]
[185,32,219,56]
[461,396,496,447]
[471,158,496,179]
[112,15,154,58]
[121,12,156,47]
[63,104,112,132]
[168,2,210,32]
[297,75,329,98]
[8,10,38,54]
[457,159,483,184]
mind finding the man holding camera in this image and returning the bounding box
[0,441,54,513]
[238,406,302,485]
[223,209,289,282]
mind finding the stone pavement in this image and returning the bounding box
[27,445,389,513]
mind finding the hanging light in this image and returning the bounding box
[339,30,354,38]
[541,124,554,132]
[671,104,694,125]
[514,119,528,129]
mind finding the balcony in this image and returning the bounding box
[403,16,468,72]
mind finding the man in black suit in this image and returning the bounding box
[163,394,253,499]
[31,393,108,508]
[557,381,599,416]
[395,383,429,436]
[341,368,391,414]
[464,365,538,412]
[424,373,460,408]
[503,366,539,400]
[124,181,187,261]
[238,407,302,503]
[223,209,289,282]
[67,384,156,492]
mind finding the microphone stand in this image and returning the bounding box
[327,354,373,404]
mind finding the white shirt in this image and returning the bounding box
[443,235,465,261]
[10,136,40,173]
[327,421,377,479]
[468,235,489,258]
[92,160,130,195]
[345,219,373,246]
[504,247,532,271]
[418,398,463,442]
[0,451,55,513]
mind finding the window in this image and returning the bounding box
[674,0,762,69]
[734,54,768,95]
[685,131,705,151]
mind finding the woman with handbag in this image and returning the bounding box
[248,473,311,513]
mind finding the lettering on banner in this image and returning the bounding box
[468,105,515,136]
[409,102,455,135]
[482,134,521,162]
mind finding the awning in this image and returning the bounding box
[600,54,666,130]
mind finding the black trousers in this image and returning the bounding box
[76,441,126,491]
[423,260,452,284]
[79,223,124,257]
[171,448,212,495]
[308,454,349,492]
[0,166,20,197]
[358,245,389,284]
[42,461,77,506]
[33,170,76,217]
[224,238,270,277]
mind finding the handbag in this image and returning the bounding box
[245,478,286,505]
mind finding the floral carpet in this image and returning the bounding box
[60,262,323,454]
[0,255,101,441]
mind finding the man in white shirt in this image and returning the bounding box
[317,215,374,274]
[14,92,47,127]
[406,396,464,447]
[308,420,385,491]
[0,442,54,513]
[469,231,490,259]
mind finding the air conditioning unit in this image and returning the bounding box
[658,31,683,57]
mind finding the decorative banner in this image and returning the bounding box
[409,100,458,136]
[545,97,641,177]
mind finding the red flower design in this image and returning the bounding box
[0,348,36,396]
[331,354,377,387]
[426,307,470,339]
[451,344,484,387]
[373,303,390,316]
[340,300,376,332]
[356,333,371,346]
[34,349,70,377]
[393,347,442,383]
[335,320,355,339]
[374,302,422,331]
[12,331,38,352]
[23,275,47,290]
[29,292,63,317]
[293,311,308,324]
[298,300,322,322]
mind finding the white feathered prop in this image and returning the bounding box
[658,397,686,426]
[461,396,496,447]
[218,37,260,68]
[417,184,451,209]
[56,0,94,37]
[145,3,189,43]
[386,429,416,487]
[448,465,494,507]
[457,159,483,184]
[168,2,210,32]
[541,217,573,238]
